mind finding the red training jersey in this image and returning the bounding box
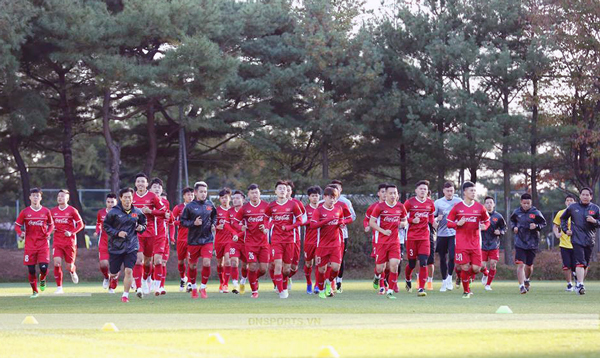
[404,197,435,241]
[50,205,84,247]
[233,200,270,247]
[311,204,345,248]
[15,206,55,251]
[266,199,303,244]
[96,208,109,252]
[446,201,490,251]
[154,197,170,240]
[228,207,243,243]
[370,201,408,245]
[133,190,166,238]
[304,203,319,246]
[172,203,188,243]
[215,206,235,244]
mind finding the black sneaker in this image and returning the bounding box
[577,285,586,295]
[455,275,461,289]
[520,285,527,294]
[180,279,186,289]
[524,280,530,291]
[405,280,412,293]
[336,281,342,293]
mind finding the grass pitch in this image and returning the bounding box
[0,280,598,358]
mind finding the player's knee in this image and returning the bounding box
[408,259,417,269]
[27,265,36,275]
[418,255,428,267]
[39,263,48,274]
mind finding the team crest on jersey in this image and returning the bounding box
[131,213,138,218]
[493,218,498,222]
[589,210,595,215]
[27,214,31,217]
[529,214,535,219]
[206,206,212,211]
[384,210,388,213]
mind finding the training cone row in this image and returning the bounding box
[496,305,513,314]
[317,346,340,358]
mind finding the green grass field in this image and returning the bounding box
[0,280,598,358]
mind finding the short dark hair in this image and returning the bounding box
[247,183,260,191]
[443,181,455,189]
[134,173,148,181]
[160,193,168,199]
[580,187,593,196]
[233,190,246,198]
[286,180,295,190]
[182,186,194,195]
[275,180,287,188]
[378,183,389,191]
[150,177,163,187]
[330,179,343,187]
[30,188,42,195]
[484,196,494,203]
[119,187,134,197]
[462,181,475,191]
[106,193,117,199]
[520,193,532,201]
[219,188,232,197]
[385,184,397,190]
[323,187,337,197]
[415,180,429,188]
[58,189,70,195]
[565,194,577,201]
[307,186,322,196]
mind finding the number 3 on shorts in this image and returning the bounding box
[409,249,414,257]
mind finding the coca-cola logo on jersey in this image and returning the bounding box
[383,216,400,223]
[28,220,45,226]
[327,219,339,226]
[414,212,429,218]
[247,216,264,223]
[273,214,291,221]
[54,218,70,224]
[462,216,478,223]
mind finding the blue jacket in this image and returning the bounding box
[482,211,506,251]
[181,199,218,246]
[560,202,600,247]
[510,206,546,250]
[103,203,147,255]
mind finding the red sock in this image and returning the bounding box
[289,267,298,278]
[109,276,118,289]
[405,264,414,281]
[282,275,288,290]
[100,265,109,279]
[249,270,259,292]
[487,269,496,286]
[389,272,398,292]
[418,266,427,289]
[241,265,248,279]
[54,265,63,287]
[231,266,239,282]
[201,266,210,285]
[217,265,223,285]
[177,262,186,279]
[40,269,47,281]
[133,264,143,288]
[461,269,471,293]
[480,267,489,276]
[161,266,166,288]
[143,263,151,280]
[379,271,385,288]
[316,268,325,291]
[274,273,284,293]
[329,268,338,282]
[325,266,332,282]
[223,266,231,286]
[188,267,197,285]
[304,266,313,286]
[28,273,38,293]
[153,264,162,282]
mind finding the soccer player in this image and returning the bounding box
[329,180,356,292]
[50,189,85,294]
[403,180,436,296]
[233,184,271,298]
[303,185,322,294]
[510,193,546,294]
[172,186,194,292]
[103,187,147,302]
[265,180,304,298]
[149,178,171,295]
[95,193,118,292]
[180,181,218,299]
[433,181,462,292]
[560,187,600,295]
[364,183,388,290]
[553,195,576,291]
[215,188,235,293]
[426,190,436,290]
[446,181,490,298]
[369,184,408,299]
[229,190,247,294]
[132,173,166,297]
[481,196,506,290]
[311,187,351,299]
[286,181,306,291]
[15,188,55,298]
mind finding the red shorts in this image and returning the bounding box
[246,245,270,264]
[315,246,342,267]
[406,239,430,260]
[53,245,77,264]
[375,242,401,265]
[455,249,482,266]
[230,241,246,262]
[23,247,50,265]
[270,242,295,264]
[98,248,110,261]
[176,240,188,261]
[481,249,500,262]
[214,241,231,260]
[138,235,154,257]
[153,235,166,256]
[187,243,214,264]
[304,243,317,262]
[163,239,170,262]
[293,242,301,266]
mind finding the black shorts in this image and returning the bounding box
[436,236,455,255]
[109,251,137,274]
[573,243,592,268]
[560,247,575,271]
[427,237,435,265]
[515,247,536,266]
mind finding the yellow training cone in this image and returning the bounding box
[101,322,119,332]
[496,305,513,314]
[316,346,340,358]
[207,332,225,345]
[22,316,39,325]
